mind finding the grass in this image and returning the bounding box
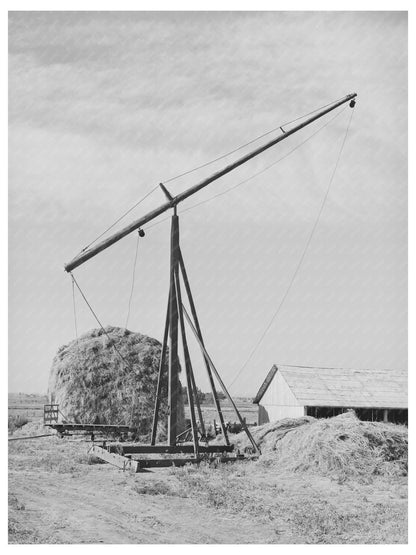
[171,461,407,543]
[8,432,88,475]
[133,480,185,497]
[8,414,407,543]
[8,415,29,434]
[8,517,43,544]
[169,414,408,543]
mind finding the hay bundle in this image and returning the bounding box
[232,412,408,478]
[48,326,184,439]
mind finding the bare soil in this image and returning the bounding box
[8,425,407,544]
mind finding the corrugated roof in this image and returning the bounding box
[254,365,407,408]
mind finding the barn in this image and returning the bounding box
[253,365,408,425]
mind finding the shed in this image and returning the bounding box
[253,365,407,425]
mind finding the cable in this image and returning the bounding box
[71,276,79,339]
[78,95,349,253]
[125,232,140,329]
[79,184,159,254]
[70,273,135,374]
[70,273,157,423]
[71,274,83,371]
[162,94,348,184]
[145,104,348,232]
[229,106,355,389]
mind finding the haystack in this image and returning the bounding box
[48,326,185,439]
[231,412,407,478]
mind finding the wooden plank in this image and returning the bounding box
[106,444,234,455]
[136,454,247,469]
[174,266,200,455]
[253,365,278,404]
[182,306,261,455]
[89,445,139,473]
[178,249,229,445]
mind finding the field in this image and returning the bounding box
[8,414,407,544]
[184,398,258,429]
[8,393,48,420]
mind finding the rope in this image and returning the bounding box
[162,94,348,184]
[71,274,83,371]
[70,273,135,374]
[229,105,355,389]
[125,232,140,329]
[69,273,157,426]
[71,276,79,340]
[145,104,348,232]
[78,184,159,254]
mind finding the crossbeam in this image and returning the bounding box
[135,455,247,469]
[64,93,356,273]
[106,444,234,454]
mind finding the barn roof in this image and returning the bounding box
[253,365,407,409]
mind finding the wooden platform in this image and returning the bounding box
[106,443,235,455]
[89,443,248,472]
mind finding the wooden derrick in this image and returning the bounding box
[61,93,357,468]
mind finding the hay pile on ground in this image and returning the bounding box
[9,419,51,438]
[48,326,184,439]
[232,412,407,479]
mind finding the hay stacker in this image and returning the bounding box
[58,93,357,471]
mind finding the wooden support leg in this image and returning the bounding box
[174,267,200,456]
[189,364,207,440]
[168,213,180,446]
[150,286,170,445]
[182,305,261,455]
[178,249,230,445]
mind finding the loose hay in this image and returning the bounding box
[231,412,407,479]
[48,326,184,439]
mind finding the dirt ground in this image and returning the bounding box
[8,431,408,544]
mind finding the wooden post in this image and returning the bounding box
[189,366,207,440]
[168,211,180,446]
[174,268,199,456]
[182,305,260,454]
[178,249,230,445]
[383,409,388,423]
[150,287,170,445]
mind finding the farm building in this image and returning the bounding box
[253,365,407,425]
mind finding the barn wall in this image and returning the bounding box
[257,369,304,424]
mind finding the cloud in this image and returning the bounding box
[8,12,408,393]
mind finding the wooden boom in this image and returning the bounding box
[64,93,356,272]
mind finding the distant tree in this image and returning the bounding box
[182,386,206,405]
[204,391,226,404]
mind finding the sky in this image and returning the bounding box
[8,11,407,396]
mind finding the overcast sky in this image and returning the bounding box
[9,11,407,396]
